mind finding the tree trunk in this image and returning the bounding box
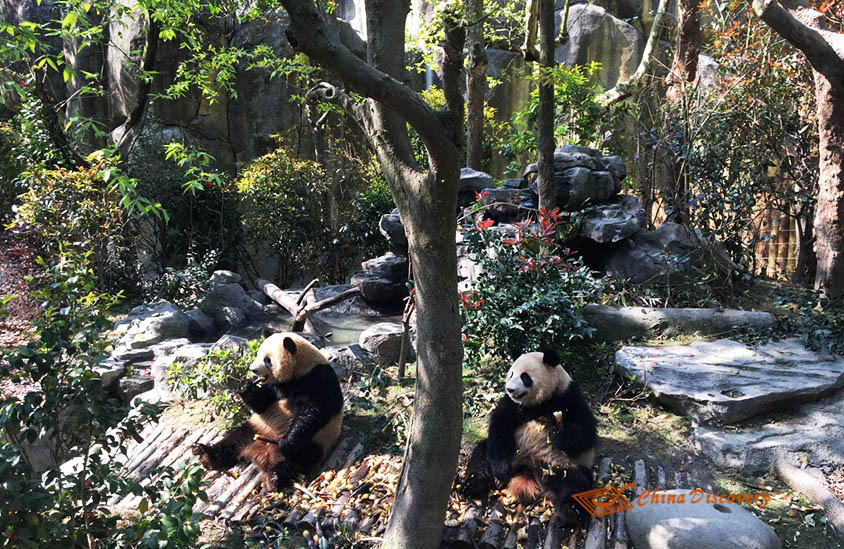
[664,0,702,104]
[753,0,844,296]
[536,0,556,211]
[465,0,486,170]
[279,2,466,547]
[812,73,844,296]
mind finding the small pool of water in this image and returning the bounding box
[229,312,401,347]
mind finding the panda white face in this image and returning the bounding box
[505,352,571,407]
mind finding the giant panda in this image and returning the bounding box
[462,350,597,521]
[192,332,343,491]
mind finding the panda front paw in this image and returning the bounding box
[234,377,260,398]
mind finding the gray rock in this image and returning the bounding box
[458,168,495,207]
[604,222,739,285]
[97,358,126,388]
[478,187,528,221]
[210,334,251,355]
[584,305,774,342]
[214,306,248,330]
[351,273,409,303]
[151,342,212,393]
[379,213,408,257]
[310,285,400,317]
[359,322,416,365]
[199,282,266,320]
[499,178,525,189]
[112,300,191,348]
[208,270,242,286]
[615,338,844,425]
[695,391,844,473]
[118,377,155,406]
[111,346,155,362]
[321,343,372,379]
[527,166,617,210]
[362,253,408,281]
[602,154,627,190]
[579,194,644,243]
[625,489,781,549]
[185,309,215,336]
[555,4,644,90]
[522,148,605,178]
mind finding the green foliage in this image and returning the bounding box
[460,206,601,369]
[141,248,220,310]
[238,143,391,287]
[167,339,260,428]
[126,129,236,275]
[0,122,25,223]
[499,63,634,175]
[110,458,209,549]
[0,249,156,546]
[237,146,331,287]
[8,160,133,290]
[775,290,844,356]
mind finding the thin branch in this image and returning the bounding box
[596,0,670,106]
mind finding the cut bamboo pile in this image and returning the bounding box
[112,417,714,548]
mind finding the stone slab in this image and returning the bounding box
[626,489,781,549]
[615,338,844,425]
[695,390,844,473]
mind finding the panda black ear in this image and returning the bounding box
[542,349,560,368]
[283,336,297,355]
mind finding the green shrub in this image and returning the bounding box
[775,290,844,356]
[167,340,259,428]
[8,160,132,290]
[460,206,601,368]
[0,122,25,223]
[141,248,220,310]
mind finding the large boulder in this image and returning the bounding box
[350,273,409,303]
[362,253,408,281]
[458,168,495,207]
[555,4,645,90]
[579,194,645,243]
[379,213,408,257]
[695,391,844,473]
[615,338,844,425]
[359,322,416,366]
[477,187,534,222]
[625,489,781,549]
[112,301,191,349]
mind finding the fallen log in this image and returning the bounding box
[775,460,844,536]
[292,286,362,332]
[257,279,320,336]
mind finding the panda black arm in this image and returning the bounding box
[486,395,523,482]
[234,378,278,414]
[276,363,343,455]
[548,381,597,458]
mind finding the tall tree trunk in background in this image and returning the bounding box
[280,1,465,547]
[466,0,486,170]
[754,0,844,297]
[536,0,556,210]
[662,0,702,222]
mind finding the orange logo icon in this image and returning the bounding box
[572,483,636,517]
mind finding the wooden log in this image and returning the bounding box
[526,516,543,549]
[292,286,362,332]
[479,504,506,549]
[222,470,264,520]
[454,505,482,548]
[633,460,647,496]
[204,466,261,516]
[611,511,628,549]
[502,522,520,549]
[257,279,320,336]
[542,515,563,549]
[776,460,844,535]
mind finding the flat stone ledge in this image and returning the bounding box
[615,338,844,425]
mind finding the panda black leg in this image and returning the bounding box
[545,466,594,529]
[461,439,497,500]
[267,440,324,491]
[193,423,255,470]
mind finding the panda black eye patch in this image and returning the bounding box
[264,356,272,366]
[520,373,533,387]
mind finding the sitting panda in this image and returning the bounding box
[462,350,597,521]
[192,332,343,491]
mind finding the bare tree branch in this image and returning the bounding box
[753,0,844,77]
[596,0,670,107]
